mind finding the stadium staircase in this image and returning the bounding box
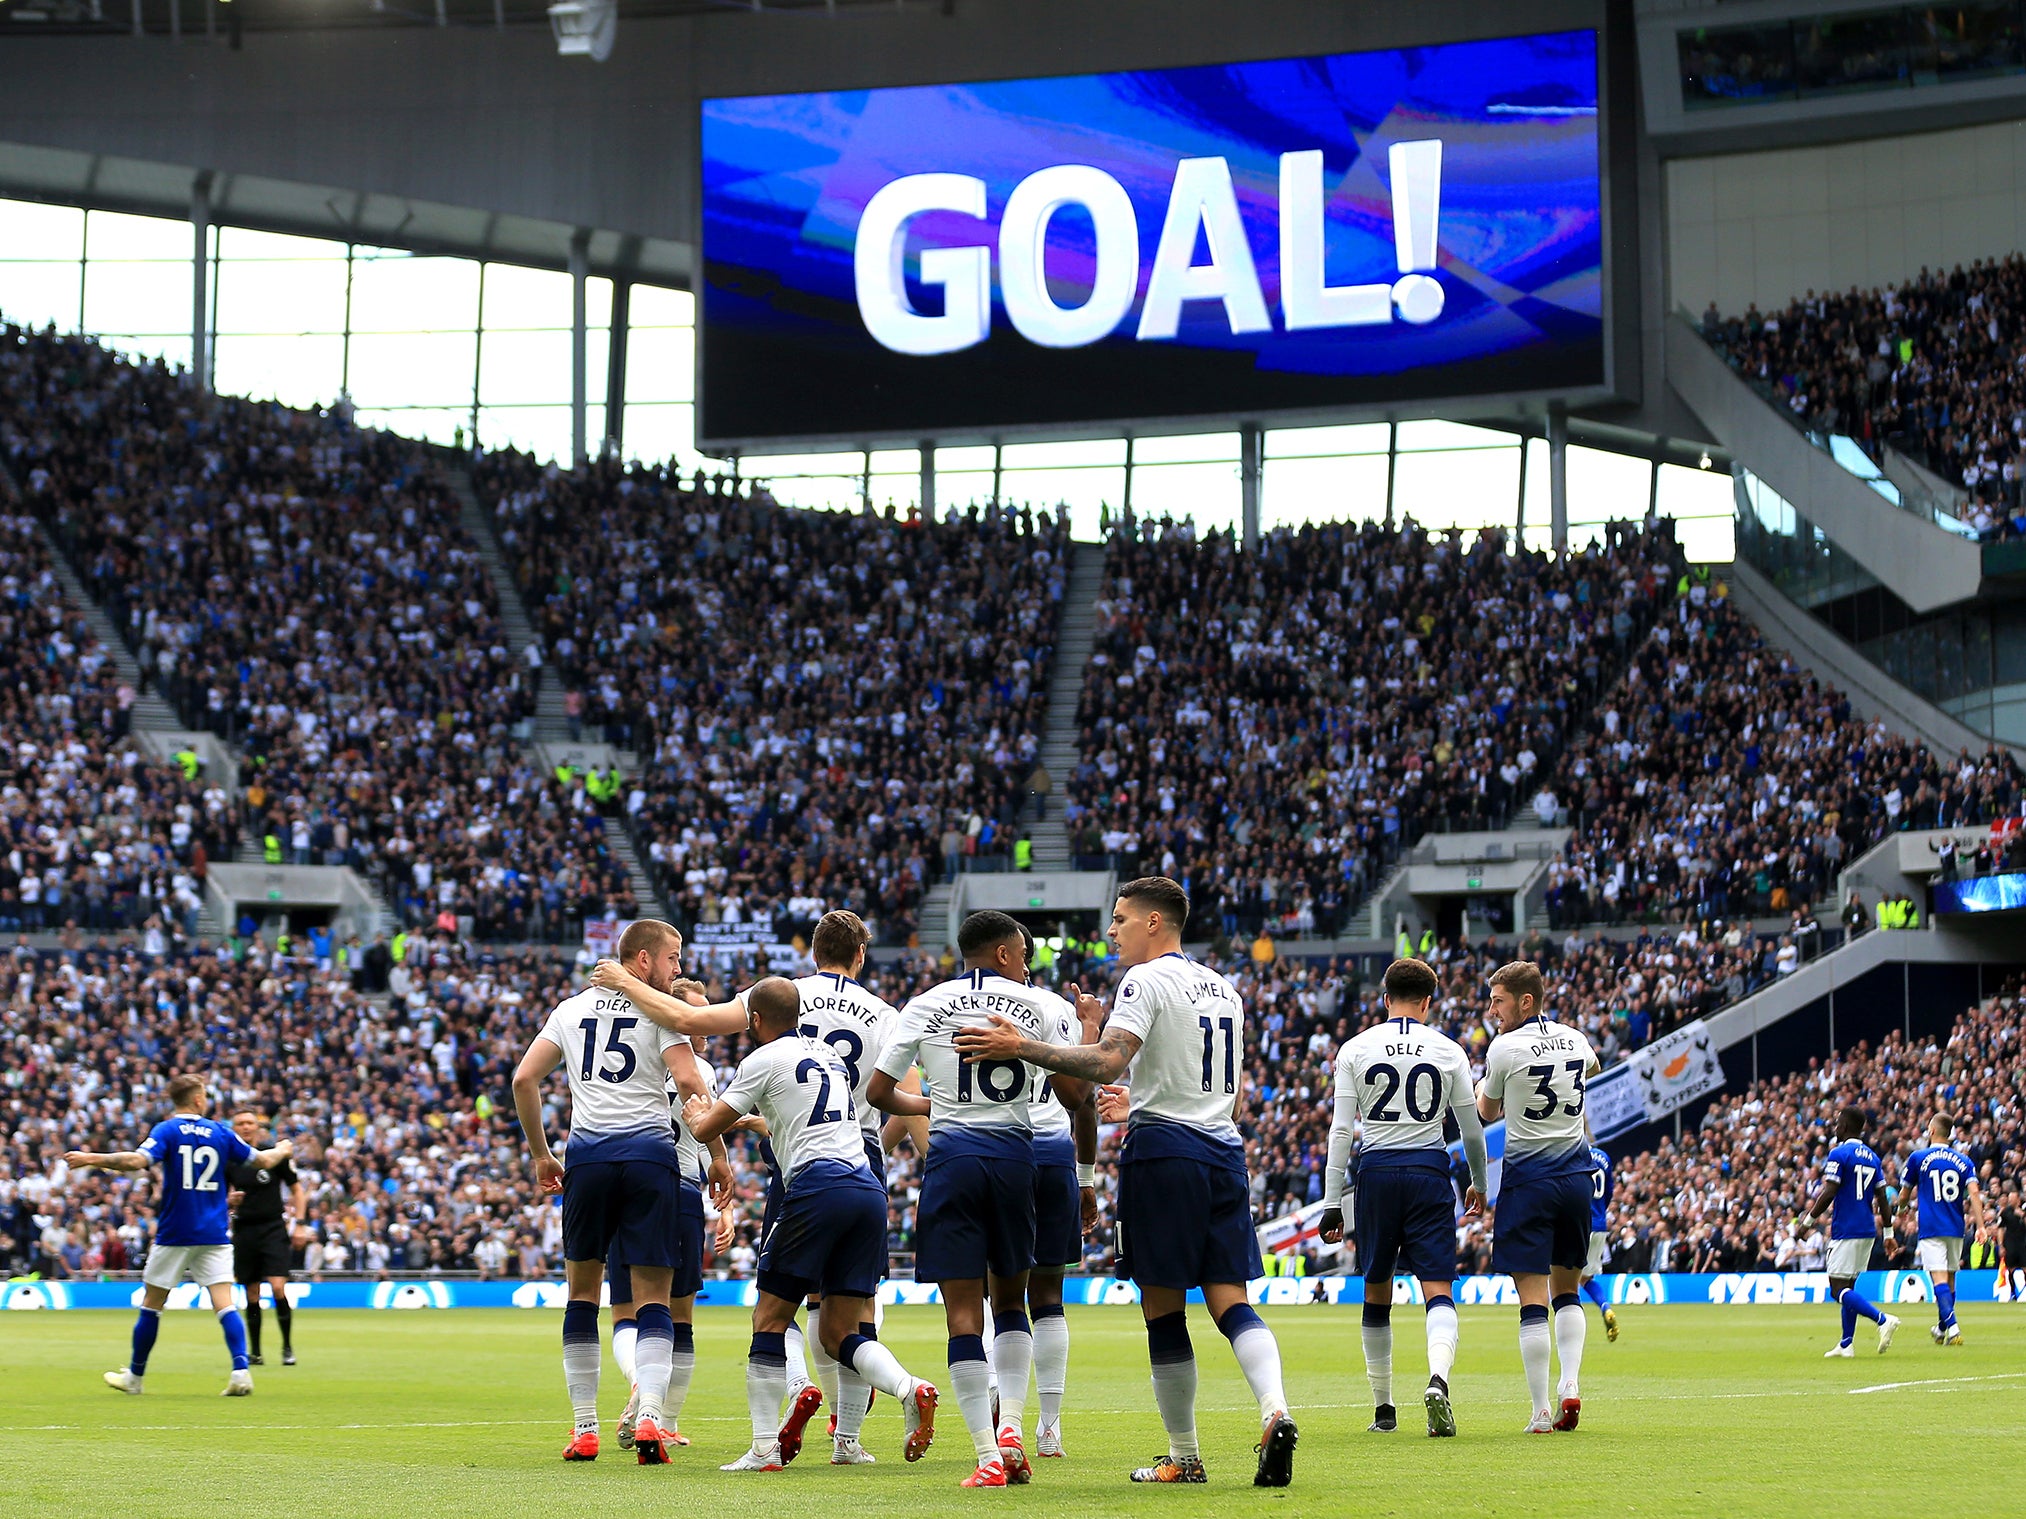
[1032,541,1105,870]
[449,463,669,925]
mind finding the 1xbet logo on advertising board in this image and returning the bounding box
[854,142,1446,356]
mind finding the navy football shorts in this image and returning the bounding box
[1353,1167,1457,1284]
[561,1157,683,1271]
[1491,1172,1592,1277]
[913,1151,1036,1283]
[606,1181,705,1303]
[1116,1155,1261,1289]
[1032,1161,1083,1270]
[756,1162,889,1302]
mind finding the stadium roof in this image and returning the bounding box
[0,139,691,284]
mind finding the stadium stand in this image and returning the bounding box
[1066,515,1674,935]
[0,510,230,939]
[1605,970,2024,1275]
[1701,261,2026,540]
[476,451,1069,947]
[0,324,637,941]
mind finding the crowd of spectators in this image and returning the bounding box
[1603,972,2026,1277]
[0,322,636,941]
[1700,260,2026,539]
[0,507,229,939]
[477,452,1068,947]
[1536,587,2022,927]
[1066,515,1673,942]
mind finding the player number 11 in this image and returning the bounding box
[1198,1014,1235,1095]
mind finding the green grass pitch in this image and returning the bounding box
[3,1304,2022,1517]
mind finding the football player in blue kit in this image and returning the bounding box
[1898,1112,1990,1346]
[67,1071,293,1397]
[1807,1106,1901,1357]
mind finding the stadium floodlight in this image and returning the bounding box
[549,0,616,61]
[1698,451,1712,470]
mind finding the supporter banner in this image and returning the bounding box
[581,917,633,956]
[1589,1018,1724,1139]
[13,1270,2006,1310]
[685,921,803,972]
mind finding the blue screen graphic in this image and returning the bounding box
[699,30,1603,446]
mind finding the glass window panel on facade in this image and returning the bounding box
[353,406,471,448]
[346,331,479,418]
[212,254,350,337]
[1656,461,1736,562]
[1262,452,1390,531]
[0,198,85,262]
[477,404,576,461]
[1265,421,1391,459]
[211,333,347,412]
[481,327,609,408]
[84,209,190,262]
[1392,439,1522,534]
[619,402,705,474]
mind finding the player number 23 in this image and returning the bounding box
[1520,1060,1586,1120]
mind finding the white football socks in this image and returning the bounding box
[783,1321,811,1398]
[1362,1320,1394,1407]
[950,1351,999,1465]
[1425,1301,1459,1383]
[1554,1301,1586,1396]
[841,1336,914,1400]
[993,1313,1034,1435]
[1519,1311,1553,1414]
[563,1342,601,1432]
[1032,1308,1069,1430]
[807,1326,841,1408]
[611,1322,638,1383]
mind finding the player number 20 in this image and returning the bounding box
[1520,1059,1586,1120]
[1198,1014,1236,1095]
[1363,1061,1441,1123]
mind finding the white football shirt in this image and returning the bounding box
[1104,952,1245,1146]
[875,969,1076,1135]
[792,971,899,1148]
[1481,1015,1601,1166]
[717,1033,871,1186]
[537,987,688,1141]
[1028,991,1083,1145]
[1334,1016,1478,1155]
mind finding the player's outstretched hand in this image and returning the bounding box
[953,1014,1026,1063]
[1081,1186,1099,1236]
[535,1154,565,1194]
[681,1093,713,1129]
[1317,1206,1344,1244]
[61,1150,93,1171]
[708,1155,734,1211]
[714,1208,737,1254]
[272,1139,293,1157]
[1095,1083,1130,1124]
[1462,1185,1486,1218]
[732,1113,771,1137]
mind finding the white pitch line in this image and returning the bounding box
[1849,1372,2026,1395]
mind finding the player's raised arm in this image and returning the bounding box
[62,1146,151,1173]
[249,1137,294,1170]
[868,1004,934,1116]
[954,1014,1142,1084]
[880,1069,931,1151]
[865,1068,932,1117]
[511,1034,567,1193]
[1072,1093,1099,1232]
[679,1091,742,1149]
[590,958,752,1036]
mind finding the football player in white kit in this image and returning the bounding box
[1318,957,1487,1438]
[684,977,941,1473]
[512,919,748,1465]
[783,909,902,1463]
[955,878,1297,1489]
[866,910,1091,1488]
[1475,960,1603,1433]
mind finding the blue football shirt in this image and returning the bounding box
[1819,1139,1884,1241]
[137,1114,254,1247]
[1903,1145,1975,1240]
[1588,1143,1614,1233]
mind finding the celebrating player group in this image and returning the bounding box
[65,875,1988,1488]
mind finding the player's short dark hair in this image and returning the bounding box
[1837,1105,1867,1138]
[1489,960,1547,1015]
[810,910,871,969]
[958,910,1024,961]
[1383,958,1439,1003]
[167,1073,205,1108]
[1117,876,1190,933]
[747,975,800,1035]
[617,918,681,965]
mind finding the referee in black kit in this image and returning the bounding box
[228,1111,303,1365]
